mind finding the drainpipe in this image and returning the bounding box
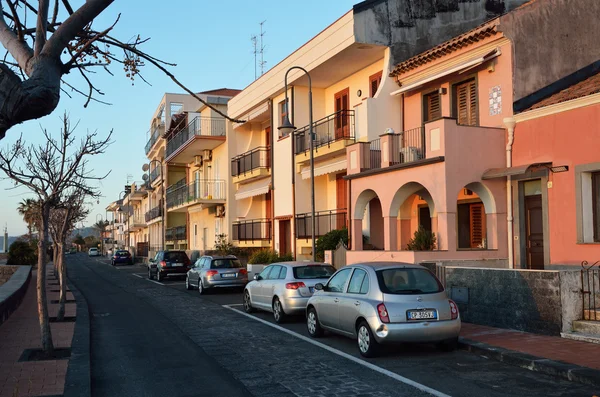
[503,117,516,269]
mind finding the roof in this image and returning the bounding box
[389,20,499,77]
[522,70,600,111]
[352,262,424,270]
[276,261,329,267]
[197,88,241,97]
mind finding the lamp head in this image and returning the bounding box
[278,115,295,137]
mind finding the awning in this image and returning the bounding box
[233,101,270,130]
[482,162,551,180]
[235,177,271,200]
[391,48,501,96]
[301,157,347,180]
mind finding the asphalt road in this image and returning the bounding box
[68,254,599,397]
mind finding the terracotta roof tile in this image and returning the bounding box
[524,72,600,111]
[198,88,241,97]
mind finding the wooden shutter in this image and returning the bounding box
[469,203,485,248]
[425,92,441,121]
[369,71,383,97]
[456,80,478,126]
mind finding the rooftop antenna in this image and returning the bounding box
[259,20,267,76]
[126,174,133,184]
[251,34,258,80]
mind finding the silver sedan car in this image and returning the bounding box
[306,262,461,357]
[243,262,336,323]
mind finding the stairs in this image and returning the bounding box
[562,320,600,344]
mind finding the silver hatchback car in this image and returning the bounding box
[243,262,336,323]
[186,255,248,294]
[306,262,461,357]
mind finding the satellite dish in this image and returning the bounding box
[142,174,149,181]
[142,163,150,172]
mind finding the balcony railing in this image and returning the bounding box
[145,203,163,222]
[149,166,161,184]
[231,146,270,177]
[295,110,355,155]
[166,225,187,241]
[145,126,162,154]
[166,179,226,209]
[296,209,347,239]
[166,116,226,158]
[232,219,271,241]
[128,216,145,226]
[389,127,425,165]
[369,139,382,170]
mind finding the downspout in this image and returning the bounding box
[269,99,275,251]
[503,117,516,269]
[290,87,297,260]
[348,178,352,250]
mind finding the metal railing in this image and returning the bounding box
[582,261,600,321]
[166,225,187,241]
[295,110,355,155]
[149,166,161,184]
[166,179,226,209]
[231,146,270,177]
[369,139,382,170]
[390,127,426,165]
[296,209,347,239]
[145,203,163,222]
[166,116,226,158]
[145,126,162,154]
[232,219,271,241]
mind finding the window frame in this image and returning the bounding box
[347,268,369,295]
[451,76,479,126]
[369,71,383,98]
[575,164,600,244]
[326,268,353,293]
[593,172,600,242]
[267,265,283,280]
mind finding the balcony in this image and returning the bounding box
[232,219,272,247]
[145,126,162,155]
[166,225,187,242]
[231,146,270,184]
[166,178,226,211]
[165,116,226,162]
[127,216,146,231]
[145,203,163,223]
[149,166,161,185]
[296,209,347,239]
[295,110,355,162]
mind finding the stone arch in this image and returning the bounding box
[389,182,436,218]
[462,181,496,214]
[353,189,379,219]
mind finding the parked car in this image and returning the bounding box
[305,262,461,357]
[111,250,132,266]
[186,255,248,294]
[70,247,77,254]
[88,247,99,257]
[148,250,191,281]
[243,262,336,323]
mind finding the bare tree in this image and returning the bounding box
[0,113,110,355]
[0,0,243,139]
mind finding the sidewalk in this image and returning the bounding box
[460,322,600,386]
[0,265,75,397]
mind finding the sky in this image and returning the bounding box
[0,0,358,236]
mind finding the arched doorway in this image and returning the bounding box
[456,182,495,249]
[390,182,436,251]
[353,189,384,250]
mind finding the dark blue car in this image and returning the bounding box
[112,250,133,266]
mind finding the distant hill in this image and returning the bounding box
[71,227,100,239]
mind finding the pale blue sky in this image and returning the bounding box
[0,0,357,236]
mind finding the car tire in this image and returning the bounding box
[148,268,153,280]
[437,337,458,352]
[198,280,205,295]
[156,271,162,282]
[185,276,193,291]
[272,297,286,324]
[306,307,324,338]
[111,261,115,266]
[243,290,255,313]
[357,321,379,358]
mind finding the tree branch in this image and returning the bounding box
[64,13,119,70]
[35,0,50,55]
[0,2,33,69]
[51,0,59,25]
[6,1,24,41]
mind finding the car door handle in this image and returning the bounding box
[334,298,339,303]
[354,302,361,306]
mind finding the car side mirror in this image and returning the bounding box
[314,283,324,291]
[254,274,262,281]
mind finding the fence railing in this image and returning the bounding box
[582,261,600,321]
[232,219,271,241]
[231,146,270,177]
[145,126,162,154]
[369,139,382,170]
[145,203,163,222]
[295,110,355,155]
[166,116,226,158]
[389,127,426,165]
[166,225,187,241]
[128,216,145,226]
[149,166,161,184]
[296,209,347,239]
[166,179,226,209]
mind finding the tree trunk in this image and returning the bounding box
[52,242,58,276]
[56,242,66,321]
[37,202,54,355]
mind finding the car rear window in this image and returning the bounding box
[211,259,242,269]
[164,252,189,262]
[116,251,129,256]
[293,265,336,279]
[376,268,443,295]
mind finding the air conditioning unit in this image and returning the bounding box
[203,149,213,162]
[194,155,203,167]
[216,205,225,218]
[400,147,422,163]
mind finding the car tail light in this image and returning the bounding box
[184,258,191,266]
[160,260,167,268]
[206,270,218,277]
[113,255,118,259]
[449,300,459,320]
[285,282,306,290]
[238,269,248,275]
[377,303,390,324]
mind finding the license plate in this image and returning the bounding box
[407,309,437,321]
[309,287,314,293]
[172,263,183,267]
[221,273,235,278]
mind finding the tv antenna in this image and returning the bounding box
[251,20,267,80]
[126,174,133,184]
[259,20,267,76]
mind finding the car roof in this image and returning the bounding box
[269,261,330,267]
[350,262,425,270]
[203,255,238,260]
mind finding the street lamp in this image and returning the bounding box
[118,190,129,249]
[96,214,104,256]
[278,66,316,262]
[142,160,164,255]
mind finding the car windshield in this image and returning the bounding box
[376,268,443,294]
[211,259,242,269]
[293,265,336,279]
[164,252,188,262]
[90,248,97,251]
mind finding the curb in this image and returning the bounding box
[63,268,91,397]
[459,337,600,387]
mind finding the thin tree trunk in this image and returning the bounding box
[37,202,54,355]
[52,242,58,276]
[56,242,66,321]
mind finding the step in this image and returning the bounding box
[573,320,600,335]
[561,331,600,345]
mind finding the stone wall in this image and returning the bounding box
[0,265,17,286]
[0,266,31,326]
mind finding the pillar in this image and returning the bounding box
[435,212,457,251]
[351,219,363,251]
[383,216,397,251]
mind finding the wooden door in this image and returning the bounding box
[419,206,432,233]
[525,195,544,269]
[456,79,477,126]
[335,174,347,229]
[469,203,486,248]
[265,191,272,219]
[279,220,291,255]
[265,127,271,148]
[334,88,350,139]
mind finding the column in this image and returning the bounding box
[351,219,363,251]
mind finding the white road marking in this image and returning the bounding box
[223,305,451,397]
[165,282,186,286]
[131,273,163,286]
[148,279,164,286]
[227,303,244,307]
[132,274,144,279]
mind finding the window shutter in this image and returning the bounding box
[470,203,485,248]
[456,80,477,126]
[426,93,441,121]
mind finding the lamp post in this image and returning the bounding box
[278,66,316,261]
[96,214,104,256]
[142,160,164,256]
[118,190,129,249]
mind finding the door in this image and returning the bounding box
[202,227,208,251]
[265,127,271,148]
[253,266,273,307]
[334,88,350,139]
[265,192,272,220]
[336,174,347,229]
[193,224,198,249]
[279,220,291,255]
[469,203,486,248]
[525,195,544,269]
[263,265,282,310]
[418,206,431,233]
[338,268,369,334]
[318,268,353,329]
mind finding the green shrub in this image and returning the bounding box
[315,228,348,261]
[248,249,293,264]
[406,225,436,251]
[7,240,37,266]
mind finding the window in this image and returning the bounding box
[369,71,383,97]
[267,265,282,280]
[454,79,478,126]
[458,202,486,249]
[594,172,600,242]
[258,266,272,279]
[211,258,243,269]
[293,265,336,279]
[423,91,441,122]
[278,267,288,280]
[376,268,443,295]
[326,268,352,293]
[347,269,369,294]
[279,100,289,135]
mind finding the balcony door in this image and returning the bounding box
[336,174,347,229]
[334,88,350,139]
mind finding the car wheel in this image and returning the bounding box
[148,268,153,280]
[111,261,115,266]
[357,321,379,358]
[198,280,205,295]
[243,290,255,313]
[156,271,162,282]
[306,307,324,338]
[437,337,458,352]
[272,297,286,324]
[185,276,193,291]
